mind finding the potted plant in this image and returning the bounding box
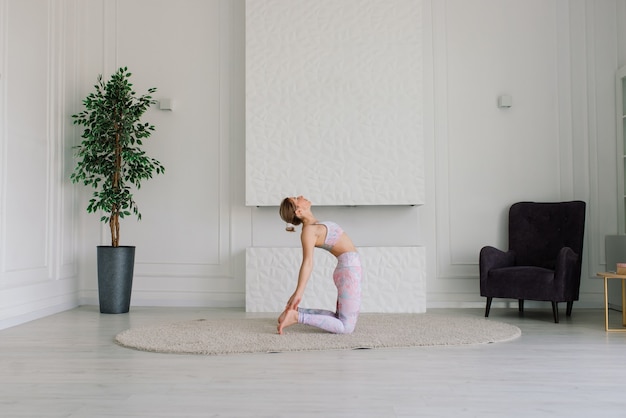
[71,67,165,314]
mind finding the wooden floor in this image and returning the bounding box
[2,306,626,418]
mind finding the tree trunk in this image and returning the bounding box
[110,123,122,247]
[110,210,119,247]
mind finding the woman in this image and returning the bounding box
[277,196,362,334]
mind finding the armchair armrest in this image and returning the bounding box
[554,246,580,298]
[479,246,515,280]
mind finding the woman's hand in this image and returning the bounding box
[286,291,302,311]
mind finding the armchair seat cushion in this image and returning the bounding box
[485,266,555,301]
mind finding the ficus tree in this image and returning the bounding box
[71,67,165,247]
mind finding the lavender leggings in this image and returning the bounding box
[298,252,362,334]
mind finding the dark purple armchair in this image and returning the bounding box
[479,201,586,323]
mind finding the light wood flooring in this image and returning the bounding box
[2,306,626,417]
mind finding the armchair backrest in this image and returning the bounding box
[508,201,586,269]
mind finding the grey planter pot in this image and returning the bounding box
[97,246,136,314]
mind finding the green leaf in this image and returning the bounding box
[71,66,165,245]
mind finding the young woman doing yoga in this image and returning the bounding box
[277,196,362,334]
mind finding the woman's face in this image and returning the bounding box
[291,195,311,211]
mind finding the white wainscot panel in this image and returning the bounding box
[246,246,425,313]
[3,0,50,275]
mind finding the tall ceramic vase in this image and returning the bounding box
[97,246,136,314]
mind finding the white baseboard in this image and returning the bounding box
[0,301,78,330]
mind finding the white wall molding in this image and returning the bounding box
[580,1,600,280]
[619,1,626,67]
[1,0,77,284]
[431,0,455,279]
[49,0,79,282]
[0,0,8,279]
[556,0,574,200]
[2,0,50,284]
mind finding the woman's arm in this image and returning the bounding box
[286,226,317,310]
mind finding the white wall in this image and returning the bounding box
[1,0,626,328]
[425,0,626,308]
[0,0,80,329]
[74,0,242,308]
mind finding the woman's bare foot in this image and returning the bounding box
[277,309,288,325]
[277,309,298,334]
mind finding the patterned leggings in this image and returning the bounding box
[298,252,362,334]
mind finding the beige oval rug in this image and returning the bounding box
[114,313,521,355]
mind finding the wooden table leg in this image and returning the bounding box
[605,277,610,331]
[622,279,626,327]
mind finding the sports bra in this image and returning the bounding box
[317,221,344,251]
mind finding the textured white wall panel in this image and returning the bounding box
[246,246,426,313]
[245,0,424,206]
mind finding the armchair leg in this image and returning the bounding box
[566,301,573,317]
[485,297,492,317]
[518,299,524,313]
[552,301,559,323]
